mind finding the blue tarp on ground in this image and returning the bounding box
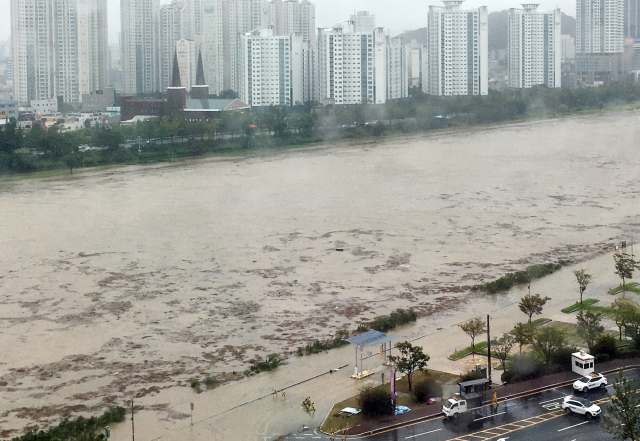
[345,330,399,347]
[395,405,411,415]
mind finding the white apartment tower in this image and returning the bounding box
[351,11,375,33]
[240,27,304,106]
[282,0,315,43]
[424,0,488,96]
[185,0,203,37]
[508,5,561,89]
[159,1,188,91]
[77,0,109,97]
[373,28,408,104]
[577,0,624,53]
[317,22,375,105]
[202,0,224,95]
[121,0,160,94]
[11,0,108,106]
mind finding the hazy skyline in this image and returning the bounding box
[0,0,577,44]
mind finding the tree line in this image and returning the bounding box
[3,80,640,175]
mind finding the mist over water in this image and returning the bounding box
[1,111,639,436]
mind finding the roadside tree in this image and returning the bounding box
[533,326,566,364]
[614,253,639,287]
[357,387,394,418]
[519,293,552,323]
[512,322,536,353]
[460,317,486,350]
[601,370,640,441]
[612,297,638,340]
[493,333,515,369]
[388,342,429,392]
[573,269,593,304]
[576,310,605,353]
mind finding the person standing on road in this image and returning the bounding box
[492,392,498,413]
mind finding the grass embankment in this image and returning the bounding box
[472,261,571,294]
[608,282,640,295]
[320,370,458,434]
[562,299,600,313]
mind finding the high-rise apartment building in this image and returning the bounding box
[423,1,488,96]
[239,27,305,106]
[625,0,640,38]
[576,0,624,83]
[11,0,108,106]
[185,0,203,37]
[577,0,624,53]
[281,0,315,43]
[373,28,408,104]
[77,0,109,97]
[317,22,375,105]
[202,0,224,95]
[159,1,188,91]
[508,5,561,89]
[121,0,160,94]
[351,11,375,33]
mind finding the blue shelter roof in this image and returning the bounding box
[345,330,399,347]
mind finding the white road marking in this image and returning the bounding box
[539,397,565,404]
[558,421,590,432]
[496,438,510,441]
[474,412,506,421]
[405,428,443,439]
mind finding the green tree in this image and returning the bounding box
[64,154,80,174]
[357,387,394,418]
[519,293,552,323]
[493,332,515,369]
[614,253,639,287]
[460,317,486,350]
[573,269,593,304]
[533,326,566,364]
[576,310,605,353]
[513,322,536,353]
[601,370,640,441]
[612,297,639,340]
[388,341,430,392]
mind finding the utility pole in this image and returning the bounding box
[487,314,492,383]
[131,398,135,441]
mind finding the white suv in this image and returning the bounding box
[562,396,601,418]
[573,373,607,393]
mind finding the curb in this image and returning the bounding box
[331,363,640,439]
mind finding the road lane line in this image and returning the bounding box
[405,428,442,439]
[558,421,589,432]
[474,412,506,421]
[538,397,565,404]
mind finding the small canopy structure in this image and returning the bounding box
[346,330,399,378]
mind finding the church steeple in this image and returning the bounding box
[190,49,210,100]
[195,50,206,86]
[171,50,182,88]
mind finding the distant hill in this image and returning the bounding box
[398,10,576,51]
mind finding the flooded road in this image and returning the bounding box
[1,111,640,438]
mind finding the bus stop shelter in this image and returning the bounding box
[346,330,399,379]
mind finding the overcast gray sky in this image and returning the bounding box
[0,0,577,44]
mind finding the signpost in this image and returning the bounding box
[390,369,396,406]
[190,402,194,425]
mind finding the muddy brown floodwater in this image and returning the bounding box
[1,111,640,438]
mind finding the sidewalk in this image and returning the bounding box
[346,357,640,436]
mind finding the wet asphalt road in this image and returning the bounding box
[285,369,640,441]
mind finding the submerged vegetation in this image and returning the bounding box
[296,309,417,357]
[245,353,284,376]
[473,261,571,294]
[11,406,126,441]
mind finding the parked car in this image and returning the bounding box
[562,396,601,418]
[573,373,607,392]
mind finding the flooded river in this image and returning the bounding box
[1,111,640,438]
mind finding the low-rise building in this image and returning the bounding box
[31,99,59,116]
[0,98,19,120]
